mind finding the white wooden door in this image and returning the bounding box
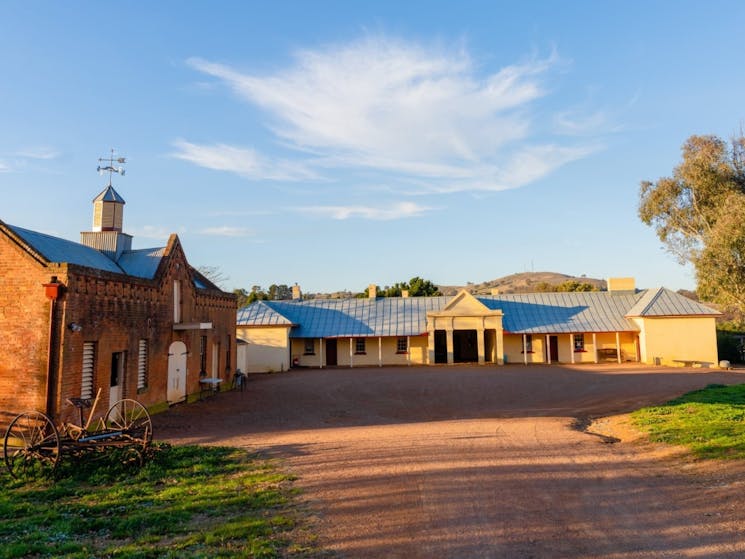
[167,341,187,403]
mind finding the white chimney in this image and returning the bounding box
[368,284,377,299]
[292,284,302,300]
[401,289,409,298]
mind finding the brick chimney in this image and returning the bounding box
[368,284,377,299]
[401,289,409,298]
[292,284,302,300]
[607,277,636,293]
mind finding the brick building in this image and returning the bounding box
[0,185,236,428]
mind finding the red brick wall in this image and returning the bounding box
[1,230,237,430]
[0,233,69,423]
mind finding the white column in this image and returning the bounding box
[546,334,551,364]
[593,333,598,364]
[349,337,353,368]
[446,329,454,364]
[523,334,528,365]
[616,332,622,364]
[477,328,485,364]
[378,337,382,367]
[570,334,575,364]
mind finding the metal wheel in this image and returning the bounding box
[4,411,61,480]
[104,399,153,449]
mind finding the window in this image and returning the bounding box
[81,342,96,400]
[137,339,148,391]
[200,335,207,375]
[574,333,585,352]
[173,280,182,323]
[396,337,408,353]
[523,334,533,353]
[304,339,315,355]
[355,338,366,354]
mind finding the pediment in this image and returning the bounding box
[428,290,502,318]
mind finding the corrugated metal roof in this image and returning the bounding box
[238,289,717,338]
[8,224,124,274]
[478,291,640,333]
[237,300,295,326]
[237,297,450,337]
[117,247,165,279]
[625,287,720,317]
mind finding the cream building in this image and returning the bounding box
[236,278,720,372]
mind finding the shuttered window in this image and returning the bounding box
[81,342,96,400]
[137,339,148,390]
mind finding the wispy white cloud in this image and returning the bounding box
[134,225,181,240]
[0,146,60,172]
[184,36,602,200]
[14,147,60,160]
[199,226,254,237]
[170,139,318,181]
[297,201,434,221]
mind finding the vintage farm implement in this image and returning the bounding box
[3,388,153,479]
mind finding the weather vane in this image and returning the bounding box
[97,148,126,187]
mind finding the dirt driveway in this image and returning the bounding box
[154,365,745,558]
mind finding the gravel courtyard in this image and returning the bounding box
[154,365,745,558]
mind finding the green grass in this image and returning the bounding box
[632,383,745,459]
[0,444,324,558]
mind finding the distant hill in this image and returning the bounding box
[439,272,607,296]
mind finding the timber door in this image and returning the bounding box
[326,339,337,366]
[548,336,559,363]
[167,341,187,403]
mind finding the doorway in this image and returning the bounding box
[453,330,478,363]
[326,339,337,366]
[110,351,124,406]
[548,336,559,363]
[167,341,187,403]
[434,330,447,363]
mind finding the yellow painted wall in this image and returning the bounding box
[631,316,718,367]
[236,326,291,373]
[504,332,639,364]
[503,335,546,364]
[291,336,427,367]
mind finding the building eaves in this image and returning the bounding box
[6,223,125,274]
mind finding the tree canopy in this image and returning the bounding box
[358,276,442,298]
[639,133,745,318]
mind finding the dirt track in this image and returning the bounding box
[154,365,745,558]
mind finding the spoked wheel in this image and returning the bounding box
[104,399,153,450]
[4,411,61,480]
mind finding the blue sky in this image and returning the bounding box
[2,1,744,294]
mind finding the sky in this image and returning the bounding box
[2,1,745,294]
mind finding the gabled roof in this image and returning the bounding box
[3,222,206,285]
[625,287,720,317]
[238,288,717,338]
[93,186,126,204]
[237,301,295,327]
[6,223,125,274]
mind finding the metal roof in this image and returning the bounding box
[237,301,295,326]
[625,287,720,317]
[93,186,126,204]
[238,289,717,338]
[479,292,640,333]
[238,297,449,337]
[8,224,124,274]
[117,247,166,279]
